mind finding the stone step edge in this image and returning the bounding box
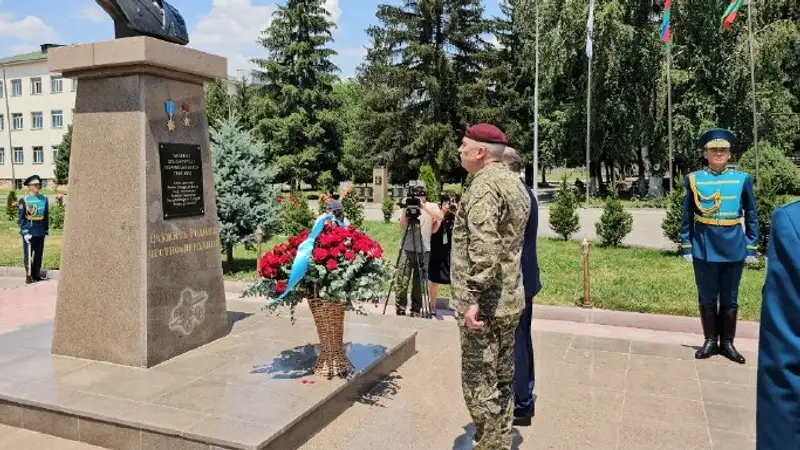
[1,266,760,339]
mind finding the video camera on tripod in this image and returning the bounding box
[398,184,425,221]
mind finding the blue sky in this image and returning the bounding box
[0,0,503,78]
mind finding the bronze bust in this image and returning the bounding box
[96,0,189,45]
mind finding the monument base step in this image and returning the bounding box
[0,308,416,450]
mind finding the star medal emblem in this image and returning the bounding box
[181,103,191,127]
[165,100,176,131]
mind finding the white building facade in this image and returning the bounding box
[0,44,76,189]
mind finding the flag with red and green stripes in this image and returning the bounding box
[660,0,672,42]
[721,0,746,31]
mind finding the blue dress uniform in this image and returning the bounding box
[681,128,757,364]
[18,175,49,283]
[513,183,542,426]
[756,201,800,449]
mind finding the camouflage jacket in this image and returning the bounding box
[451,162,530,319]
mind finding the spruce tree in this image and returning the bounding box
[661,176,686,252]
[549,175,580,240]
[204,80,232,129]
[252,0,341,188]
[210,115,282,263]
[54,126,72,186]
[596,189,633,247]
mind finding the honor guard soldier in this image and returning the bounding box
[681,128,757,364]
[756,200,800,449]
[18,175,49,284]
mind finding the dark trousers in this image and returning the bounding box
[394,250,429,314]
[22,236,45,280]
[513,296,535,416]
[692,260,745,308]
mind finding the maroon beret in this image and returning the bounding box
[465,123,508,145]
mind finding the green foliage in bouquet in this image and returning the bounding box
[242,222,391,322]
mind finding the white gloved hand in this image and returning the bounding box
[683,254,693,263]
[23,234,31,244]
[745,256,758,265]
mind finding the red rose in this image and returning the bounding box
[275,280,287,294]
[312,248,328,262]
[329,246,343,258]
[326,259,338,270]
[344,250,356,261]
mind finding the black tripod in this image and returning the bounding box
[382,216,433,319]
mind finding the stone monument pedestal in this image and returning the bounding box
[372,167,390,203]
[48,37,230,368]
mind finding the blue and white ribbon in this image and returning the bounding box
[266,214,345,306]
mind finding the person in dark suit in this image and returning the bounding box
[502,147,542,426]
[756,200,800,449]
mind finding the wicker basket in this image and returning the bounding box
[308,299,353,379]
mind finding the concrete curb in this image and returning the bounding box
[0,267,760,339]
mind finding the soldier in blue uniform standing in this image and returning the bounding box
[18,175,49,284]
[680,128,757,364]
[756,200,800,449]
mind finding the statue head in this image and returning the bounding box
[96,0,189,45]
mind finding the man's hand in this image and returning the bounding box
[683,254,693,263]
[23,234,31,244]
[464,304,484,331]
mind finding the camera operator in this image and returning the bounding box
[394,186,443,317]
[428,192,459,318]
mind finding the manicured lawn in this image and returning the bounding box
[0,218,766,321]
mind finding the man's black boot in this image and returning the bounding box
[695,305,719,359]
[719,306,746,364]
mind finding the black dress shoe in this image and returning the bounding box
[513,414,532,426]
[25,276,32,284]
[695,305,719,359]
[719,306,746,364]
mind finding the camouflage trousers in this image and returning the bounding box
[459,314,520,450]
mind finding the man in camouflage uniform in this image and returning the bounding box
[451,124,531,449]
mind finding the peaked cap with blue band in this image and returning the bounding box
[698,128,735,150]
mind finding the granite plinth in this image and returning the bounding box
[50,38,230,367]
[0,308,416,450]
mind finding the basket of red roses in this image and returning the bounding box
[243,222,389,379]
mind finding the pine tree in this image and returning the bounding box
[419,164,439,201]
[252,0,341,188]
[211,115,282,263]
[549,175,580,240]
[54,126,72,186]
[359,0,491,185]
[204,80,232,129]
[661,176,686,251]
[595,189,633,247]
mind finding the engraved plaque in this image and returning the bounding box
[159,143,205,220]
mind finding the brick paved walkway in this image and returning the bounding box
[0,283,759,449]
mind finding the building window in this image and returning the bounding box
[32,112,43,130]
[0,148,4,165]
[11,79,21,97]
[0,81,3,98]
[31,77,42,95]
[33,146,44,164]
[11,113,23,131]
[13,147,23,164]
[51,110,64,128]
[72,79,78,92]
[51,76,63,94]
[52,146,59,163]
[0,114,3,131]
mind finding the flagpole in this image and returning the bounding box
[533,0,539,198]
[746,0,758,185]
[585,0,593,200]
[667,45,673,192]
